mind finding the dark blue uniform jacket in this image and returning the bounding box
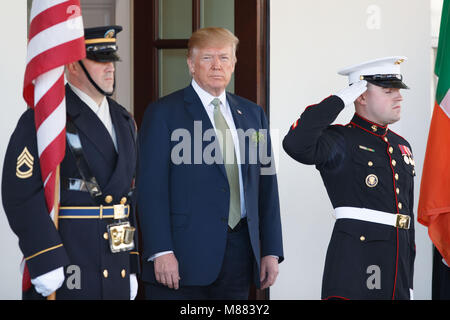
[2,85,139,299]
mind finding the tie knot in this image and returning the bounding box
[211,98,221,108]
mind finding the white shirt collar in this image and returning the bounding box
[191,79,227,109]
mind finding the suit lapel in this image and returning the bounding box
[226,93,250,186]
[183,85,214,131]
[183,85,227,180]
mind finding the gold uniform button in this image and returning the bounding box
[360,236,366,241]
[368,161,373,167]
[396,188,400,195]
[103,232,109,240]
[398,202,403,210]
[105,195,113,204]
[120,197,127,204]
[389,146,394,154]
[384,137,389,142]
[121,269,126,278]
[103,269,109,278]
[395,173,399,181]
[391,159,397,166]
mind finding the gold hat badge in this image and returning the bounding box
[16,147,34,179]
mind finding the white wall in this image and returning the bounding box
[0,1,28,300]
[270,0,432,299]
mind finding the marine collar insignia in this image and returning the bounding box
[350,113,388,137]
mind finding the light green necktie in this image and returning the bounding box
[212,98,241,229]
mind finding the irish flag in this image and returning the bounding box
[418,0,450,264]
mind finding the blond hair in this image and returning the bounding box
[187,27,239,58]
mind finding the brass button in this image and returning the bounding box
[103,269,109,278]
[360,236,366,241]
[396,188,400,195]
[103,232,109,240]
[384,137,388,142]
[412,170,415,175]
[389,146,394,154]
[120,197,127,205]
[391,159,397,166]
[395,173,399,181]
[105,195,113,204]
[121,269,126,278]
[368,161,373,167]
[398,202,403,210]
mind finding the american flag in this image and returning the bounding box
[22,0,85,292]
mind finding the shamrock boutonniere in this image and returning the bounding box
[252,131,266,145]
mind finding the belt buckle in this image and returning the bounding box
[107,221,135,253]
[395,214,410,229]
[113,204,126,220]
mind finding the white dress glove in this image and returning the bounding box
[335,80,368,107]
[130,273,138,300]
[31,267,65,297]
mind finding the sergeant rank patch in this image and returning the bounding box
[16,147,34,179]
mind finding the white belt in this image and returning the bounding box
[334,207,410,230]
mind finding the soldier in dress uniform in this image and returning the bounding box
[2,25,139,300]
[283,56,415,300]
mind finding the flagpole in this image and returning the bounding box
[47,164,60,301]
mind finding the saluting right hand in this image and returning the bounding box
[154,252,180,290]
[335,80,367,107]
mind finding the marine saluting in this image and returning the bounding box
[283,56,416,300]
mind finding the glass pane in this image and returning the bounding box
[159,0,192,39]
[200,0,234,33]
[159,49,191,97]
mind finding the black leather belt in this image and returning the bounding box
[227,218,247,233]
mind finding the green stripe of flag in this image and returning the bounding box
[436,0,450,105]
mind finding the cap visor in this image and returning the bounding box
[86,51,120,62]
[367,79,409,89]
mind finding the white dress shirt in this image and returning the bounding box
[69,83,118,151]
[149,80,247,262]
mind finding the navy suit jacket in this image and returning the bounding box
[137,85,283,287]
